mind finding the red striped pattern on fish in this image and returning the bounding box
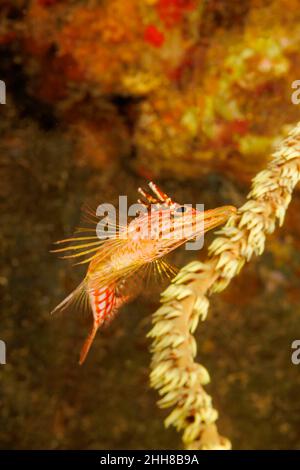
[52,182,237,364]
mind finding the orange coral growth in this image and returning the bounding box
[38,0,61,6]
[57,1,143,93]
[144,25,165,48]
[17,0,300,181]
[156,0,197,28]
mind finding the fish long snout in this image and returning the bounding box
[203,205,237,232]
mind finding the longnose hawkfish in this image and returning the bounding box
[52,182,236,364]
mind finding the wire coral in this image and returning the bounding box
[149,121,300,449]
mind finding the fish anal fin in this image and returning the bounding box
[51,281,91,318]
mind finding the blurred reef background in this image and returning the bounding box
[1,0,300,449]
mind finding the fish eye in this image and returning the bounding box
[175,206,186,213]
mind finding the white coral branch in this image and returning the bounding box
[149,122,300,450]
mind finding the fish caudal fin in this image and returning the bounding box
[79,323,98,365]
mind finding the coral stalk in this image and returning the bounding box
[149,122,300,449]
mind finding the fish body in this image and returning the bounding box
[52,182,236,363]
